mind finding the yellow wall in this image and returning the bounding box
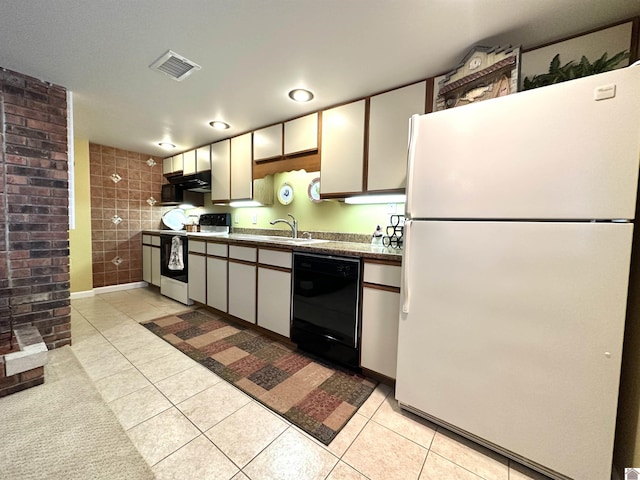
[69,138,94,293]
[189,170,404,237]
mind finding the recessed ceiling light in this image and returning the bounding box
[209,121,230,130]
[158,142,176,149]
[288,89,314,102]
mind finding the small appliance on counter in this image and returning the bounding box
[199,213,231,234]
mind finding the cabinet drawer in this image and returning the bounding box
[151,236,161,247]
[229,245,257,262]
[363,262,401,288]
[207,242,228,257]
[142,234,152,245]
[258,249,292,269]
[189,240,206,254]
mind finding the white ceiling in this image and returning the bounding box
[1,0,639,157]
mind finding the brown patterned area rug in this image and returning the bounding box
[143,309,377,445]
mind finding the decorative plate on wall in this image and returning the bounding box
[308,177,321,203]
[162,208,188,231]
[278,182,294,205]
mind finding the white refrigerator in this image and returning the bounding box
[396,67,640,480]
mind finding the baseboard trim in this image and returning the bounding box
[70,290,95,299]
[93,281,149,295]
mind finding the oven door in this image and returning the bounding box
[160,234,188,283]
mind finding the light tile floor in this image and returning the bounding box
[69,287,552,480]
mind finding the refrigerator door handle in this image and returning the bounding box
[405,114,419,219]
[401,219,412,314]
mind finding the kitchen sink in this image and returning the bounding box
[228,234,329,245]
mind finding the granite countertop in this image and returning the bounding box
[143,229,402,262]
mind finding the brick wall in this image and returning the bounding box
[0,67,71,350]
[89,144,164,288]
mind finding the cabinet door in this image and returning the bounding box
[172,153,184,173]
[361,287,400,379]
[228,261,256,323]
[257,267,291,337]
[368,81,426,191]
[163,157,174,175]
[231,133,253,200]
[284,113,318,156]
[183,149,197,175]
[253,124,283,161]
[196,145,211,172]
[142,245,152,283]
[151,246,161,286]
[320,100,365,195]
[207,257,228,312]
[211,139,231,202]
[188,254,206,304]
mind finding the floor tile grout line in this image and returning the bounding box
[75,291,524,480]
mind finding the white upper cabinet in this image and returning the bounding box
[368,81,426,191]
[284,113,318,156]
[320,100,365,195]
[211,139,230,202]
[163,153,184,175]
[182,149,197,175]
[231,133,253,200]
[195,145,211,172]
[253,124,283,161]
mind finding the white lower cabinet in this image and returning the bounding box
[201,242,228,312]
[142,234,161,287]
[257,249,292,338]
[257,267,291,337]
[207,257,228,312]
[360,261,402,379]
[188,240,206,304]
[228,261,256,323]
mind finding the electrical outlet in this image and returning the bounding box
[251,214,257,224]
[234,213,239,224]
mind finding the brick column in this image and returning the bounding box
[0,67,71,350]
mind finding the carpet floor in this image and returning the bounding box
[0,346,154,480]
[143,309,377,445]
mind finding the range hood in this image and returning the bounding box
[168,171,211,192]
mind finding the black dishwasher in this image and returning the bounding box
[291,252,361,370]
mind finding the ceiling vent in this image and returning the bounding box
[149,50,201,81]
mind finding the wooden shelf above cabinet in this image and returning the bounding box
[253,151,320,180]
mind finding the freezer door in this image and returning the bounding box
[406,68,640,220]
[396,220,633,480]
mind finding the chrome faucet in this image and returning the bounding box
[270,213,298,238]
